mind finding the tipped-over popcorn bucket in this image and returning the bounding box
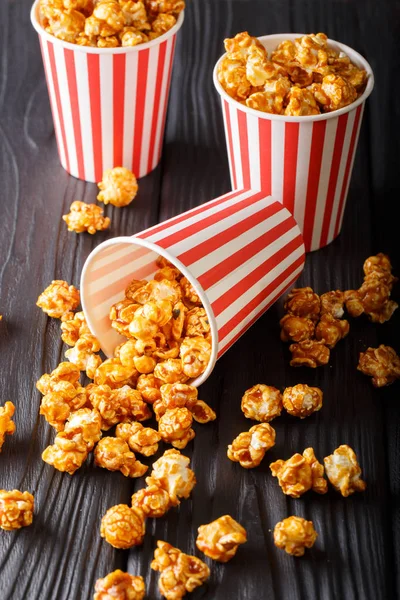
[213,34,374,252]
[30,1,184,182]
[81,188,306,386]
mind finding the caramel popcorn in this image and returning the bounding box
[184,308,209,338]
[146,0,185,15]
[345,278,398,323]
[94,437,148,477]
[316,74,357,111]
[37,280,80,318]
[217,57,252,101]
[227,423,276,469]
[363,253,393,278]
[274,516,317,557]
[146,449,196,503]
[285,86,320,116]
[116,421,160,456]
[136,373,162,403]
[151,541,210,600]
[131,484,172,518]
[42,430,89,474]
[152,13,176,34]
[46,9,86,43]
[282,384,323,418]
[246,90,285,114]
[154,359,188,384]
[39,387,87,431]
[94,358,138,388]
[64,408,102,449]
[280,314,315,343]
[0,401,15,452]
[100,504,145,549]
[190,400,216,424]
[0,490,34,531]
[61,311,91,346]
[94,570,145,600]
[88,384,151,429]
[63,201,110,235]
[314,314,350,348]
[196,515,247,562]
[180,336,211,379]
[97,167,138,207]
[241,384,283,422]
[289,339,330,368]
[320,290,345,318]
[36,361,81,396]
[284,287,320,321]
[358,345,400,387]
[270,447,327,497]
[65,333,101,370]
[324,445,366,496]
[154,383,215,423]
[158,408,195,449]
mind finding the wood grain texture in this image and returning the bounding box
[0,0,399,599]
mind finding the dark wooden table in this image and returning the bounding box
[1,1,399,599]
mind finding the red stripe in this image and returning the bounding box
[177,198,280,266]
[319,113,348,248]
[334,105,363,238]
[64,49,84,179]
[283,122,300,215]
[38,37,62,160]
[47,41,70,173]
[237,110,251,189]
[203,221,300,305]
[132,49,150,176]
[113,54,126,168]
[302,120,327,251]
[217,258,303,355]
[156,35,176,164]
[87,54,103,182]
[259,118,272,195]
[154,191,268,252]
[147,41,167,174]
[138,189,245,238]
[223,100,237,190]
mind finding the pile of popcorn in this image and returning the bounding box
[39,0,184,48]
[279,253,398,369]
[218,31,368,115]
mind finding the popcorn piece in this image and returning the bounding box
[284,287,320,321]
[109,299,140,337]
[271,39,297,65]
[282,384,323,418]
[319,74,357,112]
[363,253,393,278]
[270,447,327,497]
[320,290,345,318]
[284,87,320,116]
[92,0,125,33]
[314,314,350,348]
[346,277,398,323]
[227,423,276,469]
[274,516,317,557]
[97,167,138,207]
[136,373,162,403]
[97,35,120,47]
[289,340,330,368]
[88,384,151,429]
[152,13,176,34]
[100,504,145,549]
[120,28,149,46]
[154,266,181,282]
[155,383,198,417]
[61,311,91,346]
[224,31,266,63]
[119,0,149,28]
[0,490,34,531]
[94,570,145,600]
[65,333,101,370]
[145,0,185,15]
[63,408,102,450]
[36,362,81,397]
[116,421,161,456]
[39,387,87,432]
[190,400,216,424]
[42,430,89,474]
[37,280,80,318]
[217,57,252,101]
[0,402,15,452]
[46,9,85,43]
[196,515,247,562]
[151,541,210,600]
[146,449,196,503]
[184,308,210,338]
[62,201,110,234]
[93,358,138,389]
[158,407,195,449]
[94,437,148,477]
[246,91,284,114]
[154,359,188,384]
[324,444,366,496]
[180,336,211,379]
[131,484,172,518]
[246,44,282,87]
[125,279,148,300]
[280,314,315,343]
[241,384,283,422]
[357,345,400,388]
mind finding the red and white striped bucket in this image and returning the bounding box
[80,188,305,386]
[213,34,374,252]
[30,1,184,182]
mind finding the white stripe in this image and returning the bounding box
[246,113,261,191]
[123,51,139,170]
[139,44,159,177]
[100,54,113,171]
[74,52,94,182]
[229,103,244,190]
[41,41,67,169]
[218,253,304,354]
[338,104,364,232]
[271,120,285,202]
[207,225,299,307]
[294,122,313,235]
[54,45,77,177]
[152,36,174,170]
[327,109,356,243]
[221,98,236,189]
[310,117,338,250]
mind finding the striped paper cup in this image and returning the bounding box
[81,188,305,386]
[30,1,184,182]
[213,34,374,252]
